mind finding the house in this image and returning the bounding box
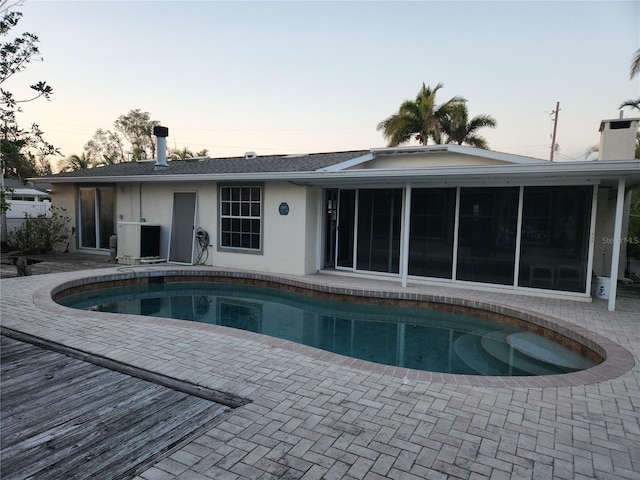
[39,118,640,310]
[2,177,51,232]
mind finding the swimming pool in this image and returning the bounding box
[56,275,599,376]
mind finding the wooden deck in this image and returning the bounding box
[0,335,236,479]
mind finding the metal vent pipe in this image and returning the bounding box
[153,126,169,171]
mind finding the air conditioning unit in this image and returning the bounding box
[116,222,162,265]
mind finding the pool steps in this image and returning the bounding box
[455,329,593,376]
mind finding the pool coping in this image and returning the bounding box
[37,267,636,389]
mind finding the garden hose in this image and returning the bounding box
[195,228,210,265]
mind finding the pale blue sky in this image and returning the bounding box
[7,0,640,165]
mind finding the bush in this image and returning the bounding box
[7,207,71,254]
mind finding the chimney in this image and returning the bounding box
[153,126,169,170]
[597,118,639,160]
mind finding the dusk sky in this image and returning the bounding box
[6,1,640,167]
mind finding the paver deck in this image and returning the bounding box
[1,262,638,479]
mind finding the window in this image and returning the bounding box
[219,185,262,251]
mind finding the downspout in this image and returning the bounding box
[608,177,626,311]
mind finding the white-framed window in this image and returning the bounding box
[219,184,262,252]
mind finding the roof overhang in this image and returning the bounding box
[42,160,640,190]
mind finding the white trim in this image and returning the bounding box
[401,184,412,288]
[352,190,359,270]
[608,178,626,311]
[315,187,323,272]
[451,187,461,282]
[513,186,524,287]
[315,153,374,172]
[585,186,598,296]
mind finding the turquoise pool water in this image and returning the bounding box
[57,281,595,376]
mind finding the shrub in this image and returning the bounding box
[7,207,71,254]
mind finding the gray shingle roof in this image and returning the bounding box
[49,150,370,179]
[3,177,51,192]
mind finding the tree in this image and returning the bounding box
[84,128,125,165]
[114,109,160,160]
[59,152,93,172]
[440,102,497,149]
[83,110,161,163]
[168,146,194,160]
[1,0,58,242]
[619,50,640,114]
[377,83,465,147]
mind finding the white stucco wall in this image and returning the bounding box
[120,181,319,274]
[123,182,217,263]
[212,181,317,275]
[50,180,318,274]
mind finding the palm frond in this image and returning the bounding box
[630,48,640,79]
[619,98,640,111]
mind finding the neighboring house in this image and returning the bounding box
[38,118,640,310]
[2,178,51,232]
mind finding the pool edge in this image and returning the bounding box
[40,268,637,388]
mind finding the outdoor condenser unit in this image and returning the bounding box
[116,222,162,265]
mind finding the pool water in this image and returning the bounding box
[57,281,595,376]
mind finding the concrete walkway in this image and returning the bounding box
[1,263,638,479]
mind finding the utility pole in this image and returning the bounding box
[549,101,560,161]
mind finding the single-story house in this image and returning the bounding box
[2,177,51,232]
[38,118,640,310]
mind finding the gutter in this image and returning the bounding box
[34,159,640,186]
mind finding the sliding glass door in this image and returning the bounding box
[334,189,402,274]
[78,186,115,249]
[356,189,403,273]
[518,185,592,292]
[408,188,456,279]
[326,184,592,294]
[336,190,355,268]
[457,187,519,285]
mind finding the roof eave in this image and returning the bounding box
[38,159,640,187]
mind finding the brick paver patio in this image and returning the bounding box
[1,264,638,479]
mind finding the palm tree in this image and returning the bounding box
[377,83,465,147]
[440,102,497,149]
[59,153,93,172]
[620,51,640,114]
[168,147,194,160]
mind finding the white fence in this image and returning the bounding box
[5,200,51,232]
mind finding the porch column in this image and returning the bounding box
[401,184,412,288]
[608,177,626,311]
